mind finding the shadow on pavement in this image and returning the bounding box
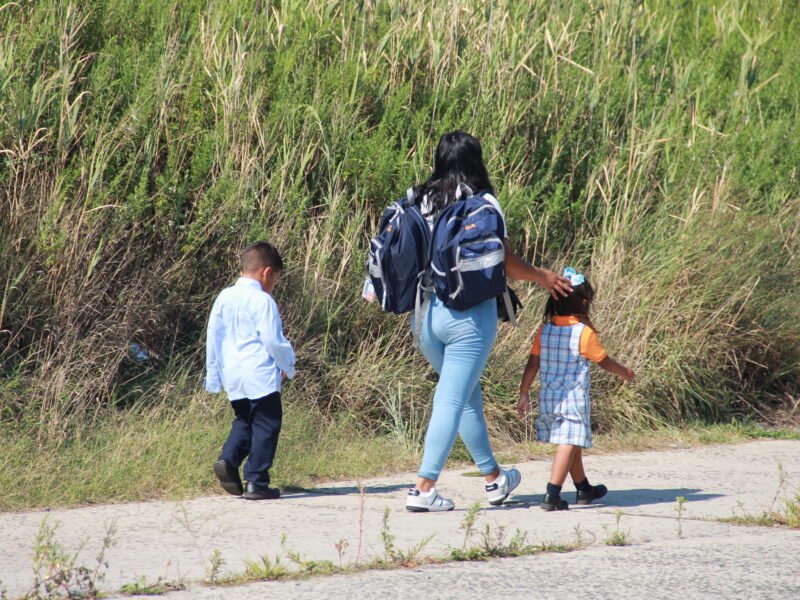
[603,488,724,507]
[280,483,411,498]
[504,488,723,509]
[280,486,723,508]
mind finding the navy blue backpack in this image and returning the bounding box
[367,188,430,314]
[430,190,507,311]
[368,186,517,325]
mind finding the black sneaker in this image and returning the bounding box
[213,459,243,496]
[576,484,608,505]
[541,493,569,511]
[243,482,281,500]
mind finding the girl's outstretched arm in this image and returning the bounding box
[598,355,635,382]
[503,240,572,299]
[517,354,540,418]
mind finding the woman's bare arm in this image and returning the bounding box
[503,241,571,299]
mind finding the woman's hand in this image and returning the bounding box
[503,244,572,298]
[517,393,531,419]
[538,268,572,299]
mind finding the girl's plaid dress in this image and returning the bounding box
[533,317,606,448]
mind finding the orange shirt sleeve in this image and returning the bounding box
[580,326,607,362]
[530,324,543,355]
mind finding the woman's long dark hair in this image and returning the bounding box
[418,131,493,216]
[544,278,598,331]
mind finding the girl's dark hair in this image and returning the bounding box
[544,277,597,330]
[418,131,494,216]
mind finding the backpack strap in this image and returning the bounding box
[477,191,513,325]
[413,280,424,347]
[413,277,435,347]
[501,287,518,327]
[410,184,429,345]
[455,182,474,201]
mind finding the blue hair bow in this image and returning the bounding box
[563,267,585,286]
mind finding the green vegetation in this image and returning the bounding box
[119,577,186,596]
[378,506,435,566]
[720,462,800,529]
[447,502,585,560]
[21,517,115,599]
[10,511,584,597]
[0,398,416,510]
[1,0,798,509]
[675,495,687,537]
[514,421,800,458]
[214,505,583,586]
[603,509,631,546]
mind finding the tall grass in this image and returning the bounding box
[1,0,798,507]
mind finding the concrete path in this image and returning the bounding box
[1,440,799,599]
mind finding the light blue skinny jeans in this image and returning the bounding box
[412,294,499,481]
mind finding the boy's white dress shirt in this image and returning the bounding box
[205,277,295,401]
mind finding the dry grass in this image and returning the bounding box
[0,0,798,508]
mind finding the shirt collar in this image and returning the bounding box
[552,315,582,326]
[235,276,263,291]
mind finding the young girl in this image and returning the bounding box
[517,268,635,510]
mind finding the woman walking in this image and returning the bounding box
[402,131,572,512]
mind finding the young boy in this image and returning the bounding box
[205,241,296,500]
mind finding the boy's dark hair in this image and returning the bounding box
[544,277,597,329]
[241,241,283,274]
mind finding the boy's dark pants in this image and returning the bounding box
[219,392,282,487]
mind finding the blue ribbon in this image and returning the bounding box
[563,267,585,286]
